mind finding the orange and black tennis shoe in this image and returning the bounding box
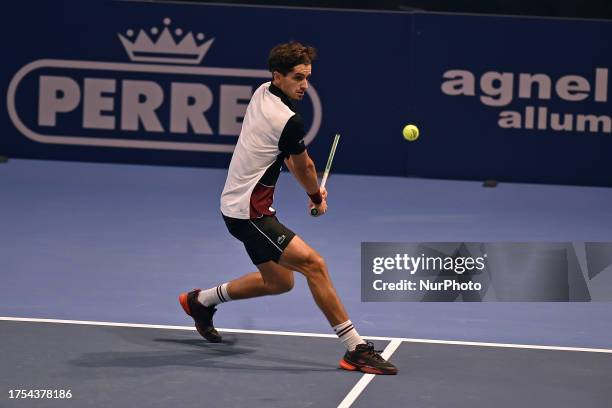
[339,342,398,375]
[179,289,222,343]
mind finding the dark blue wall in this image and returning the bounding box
[2,0,611,186]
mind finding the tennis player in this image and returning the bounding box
[180,42,397,375]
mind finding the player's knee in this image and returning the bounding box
[269,276,294,294]
[303,252,327,280]
[277,276,295,293]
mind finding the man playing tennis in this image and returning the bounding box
[180,42,397,375]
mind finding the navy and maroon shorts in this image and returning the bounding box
[222,214,296,265]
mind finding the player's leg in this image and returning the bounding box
[178,265,294,343]
[226,262,294,299]
[279,235,398,375]
[223,215,296,299]
[278,235,347,326]
[179,215,296,342]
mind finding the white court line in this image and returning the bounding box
[337,339,403,408]
[1,316,612,354]
[3,316,612,408]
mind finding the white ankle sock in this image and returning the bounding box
[333,320,366,351]
[197,283,232,307]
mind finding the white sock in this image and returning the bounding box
[197,283,232,307]
[333,320,366,351]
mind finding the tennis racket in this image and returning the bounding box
[310,133,340,217]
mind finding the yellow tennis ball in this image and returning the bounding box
[402,124,420,141]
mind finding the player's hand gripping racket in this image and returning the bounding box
[310,133,340,217]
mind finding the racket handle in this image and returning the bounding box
[310,181,326,217]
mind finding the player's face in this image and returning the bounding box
[276,64,311,100]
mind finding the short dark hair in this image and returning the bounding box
[268,41,317,75]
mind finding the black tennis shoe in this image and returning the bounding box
[179,289,222,343]
[339,342,398,375]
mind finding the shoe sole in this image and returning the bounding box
[339,358,397,375]
[179,292,223,343]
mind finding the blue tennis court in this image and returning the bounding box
[2,159,612,407]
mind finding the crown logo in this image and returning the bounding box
[118,18,214,65]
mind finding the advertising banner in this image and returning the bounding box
[1,0,411,174]
[2,1,611,185]
[408,13,612,186]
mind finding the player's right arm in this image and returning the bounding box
[285,152,318,195]
[286,152,327,214]
[280,114,327,214]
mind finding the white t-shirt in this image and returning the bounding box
[220,82,306,219]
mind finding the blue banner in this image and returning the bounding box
[1,0,410,174]
[408,13,612,186]
[2,1,611,186]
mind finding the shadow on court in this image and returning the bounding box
[72,337,336,372]
[2,320,612,407]
[0,320,364,408]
